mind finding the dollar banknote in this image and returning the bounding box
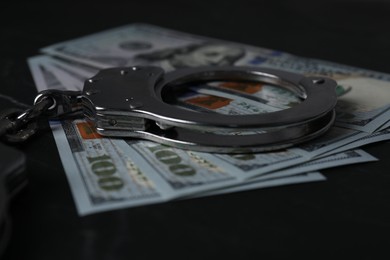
[38,55,380,179]
[252,149,377,182]
[321,127,390,157]
[28,56,335,215]
[27,54,387,215]
[26,23,390,215]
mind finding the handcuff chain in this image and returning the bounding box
[0,90,83,142]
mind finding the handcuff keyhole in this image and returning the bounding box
[109,119,117,126]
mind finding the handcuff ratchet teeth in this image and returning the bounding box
[35,66,338,153]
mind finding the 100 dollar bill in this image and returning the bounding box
[35,55,376,179]
[29,57,333,215]
[28,54,384,215]
[27,23,390,215]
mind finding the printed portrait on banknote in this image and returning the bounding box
[134,42,245,69]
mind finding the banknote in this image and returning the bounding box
[188,148,377,199]
[27,56,73,92]
[252,149,377,181]
[40,23,390,133]
[29,56,382,179]
[192,149,377,197]
[321,127,390,157]
[40,23,277,70]
[40,56,382,180]
[27,24,390,215]
[28,56,333,215]
[200,149,377,199]
[38,58,351,176]
[51,119,169,215]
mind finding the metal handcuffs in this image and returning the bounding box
[35,66,338,153]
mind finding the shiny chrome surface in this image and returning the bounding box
[82,66,338,153]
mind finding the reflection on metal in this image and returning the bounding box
[42,66,339,153]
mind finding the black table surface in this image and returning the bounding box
[1,1,390,259]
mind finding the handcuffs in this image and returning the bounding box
[3,66,338,153]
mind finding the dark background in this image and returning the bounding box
[1,0,390,259]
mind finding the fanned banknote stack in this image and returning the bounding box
[26,24,390,215]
